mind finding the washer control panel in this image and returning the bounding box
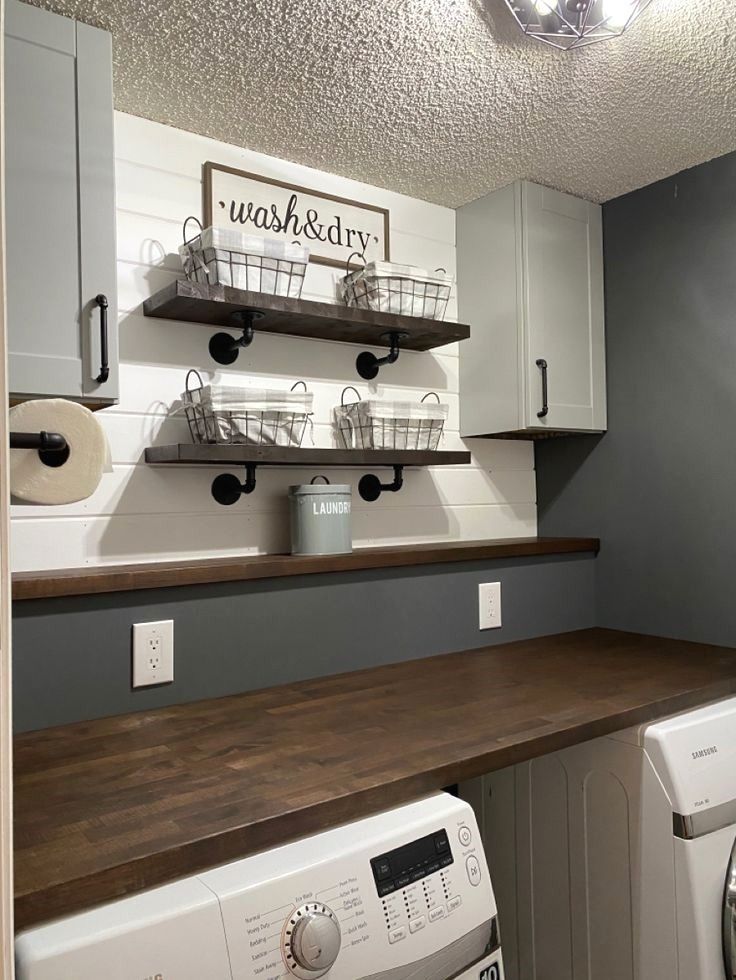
[371,827,454,898]
[200,793,497,979]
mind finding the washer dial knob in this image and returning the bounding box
[283,903,341,978]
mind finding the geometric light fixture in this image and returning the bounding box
[503,0,653,49]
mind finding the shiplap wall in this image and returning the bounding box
[10,113,536,571]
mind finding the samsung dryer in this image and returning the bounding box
[461,696,736,980]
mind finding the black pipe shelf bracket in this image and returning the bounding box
[211,464,258,505]
[358,465,404,502]
[209,463,405,505]
[9,430,70,468]
[212,463,404,507]
[209,309,265,365]
[356,331,410,381]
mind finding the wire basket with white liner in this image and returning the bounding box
[339,252,453,320]
[182,370,313,447]
[334,387,448,451]
[178,217,310,298]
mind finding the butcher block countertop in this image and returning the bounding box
[14,627,736,930]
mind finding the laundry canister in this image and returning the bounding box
[289,477,352,556]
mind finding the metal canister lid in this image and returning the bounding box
[289,484,351,495]
[289,475,351,496]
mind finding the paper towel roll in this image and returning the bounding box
[9,399,110,504]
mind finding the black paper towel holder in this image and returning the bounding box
[9,431,70,467]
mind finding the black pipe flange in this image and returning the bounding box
[209,310,265,365]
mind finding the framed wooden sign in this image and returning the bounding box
[203,162,390,269]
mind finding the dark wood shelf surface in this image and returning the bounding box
[14,628,736,929]
[12,537,599,600]
[144,444,470,467]
[143,279,469,351]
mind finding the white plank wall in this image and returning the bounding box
[10,114,536,571]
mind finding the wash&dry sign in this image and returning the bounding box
[203,162,390,269]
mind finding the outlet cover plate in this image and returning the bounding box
[132,620,174,687]
[478,582,502,630]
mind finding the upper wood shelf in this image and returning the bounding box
[142,280,469,352]
[12,537,599,601]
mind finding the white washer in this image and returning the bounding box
[461,697,736,980]
[16,792,505,980]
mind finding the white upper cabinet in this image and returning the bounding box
[4,0,118,403]
[457,181,606,437]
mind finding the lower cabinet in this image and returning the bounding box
[5,0,118,403]
[457,180,606,437]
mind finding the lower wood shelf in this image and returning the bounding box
[145,444,471,503]
[144,445,470,466]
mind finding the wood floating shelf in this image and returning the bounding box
[142,280,469,373]
[145,445,470,466]
[143,280,469,351]
[14,629,736,928]
[145,444,471,504]
[12,538,600,601]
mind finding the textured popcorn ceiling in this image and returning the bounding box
[22,0,736,205]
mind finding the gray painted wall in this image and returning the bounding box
[13,554,596,732]
[537,150,736,646]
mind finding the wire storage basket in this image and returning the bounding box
[178,217,310,298]
[334,387,448,451]
[339,254,453,320]
[183,370,313,447]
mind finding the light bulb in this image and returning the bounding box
[603,0,634,28]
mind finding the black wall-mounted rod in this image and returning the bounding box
[10,431,67,452]
[209,310,265,365]
[356,331,410,381]
[10,430,70,468]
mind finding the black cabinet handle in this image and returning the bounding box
[95,294,109,384]
[536,358,548,418]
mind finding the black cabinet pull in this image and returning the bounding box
[536,358,548,418]
[95,293,109,384]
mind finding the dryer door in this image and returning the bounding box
[675,825,736,979]
[724,835,736,979]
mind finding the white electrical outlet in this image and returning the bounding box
[478,582,502,630]
[132,620,174,687]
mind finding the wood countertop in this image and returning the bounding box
[14,627,736,930]
[11,537,599,601]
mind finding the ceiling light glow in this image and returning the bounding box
[603,0,635,27]
[504,0,653,49]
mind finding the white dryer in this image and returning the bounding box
[16,792,505,980]
[461,697,736,980]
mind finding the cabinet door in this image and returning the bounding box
[5,1,118,402]
[521,182,605,432]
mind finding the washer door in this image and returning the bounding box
[454,950,504,979]
[725,836,736,979]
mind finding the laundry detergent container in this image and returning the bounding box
[289,478,352,556]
